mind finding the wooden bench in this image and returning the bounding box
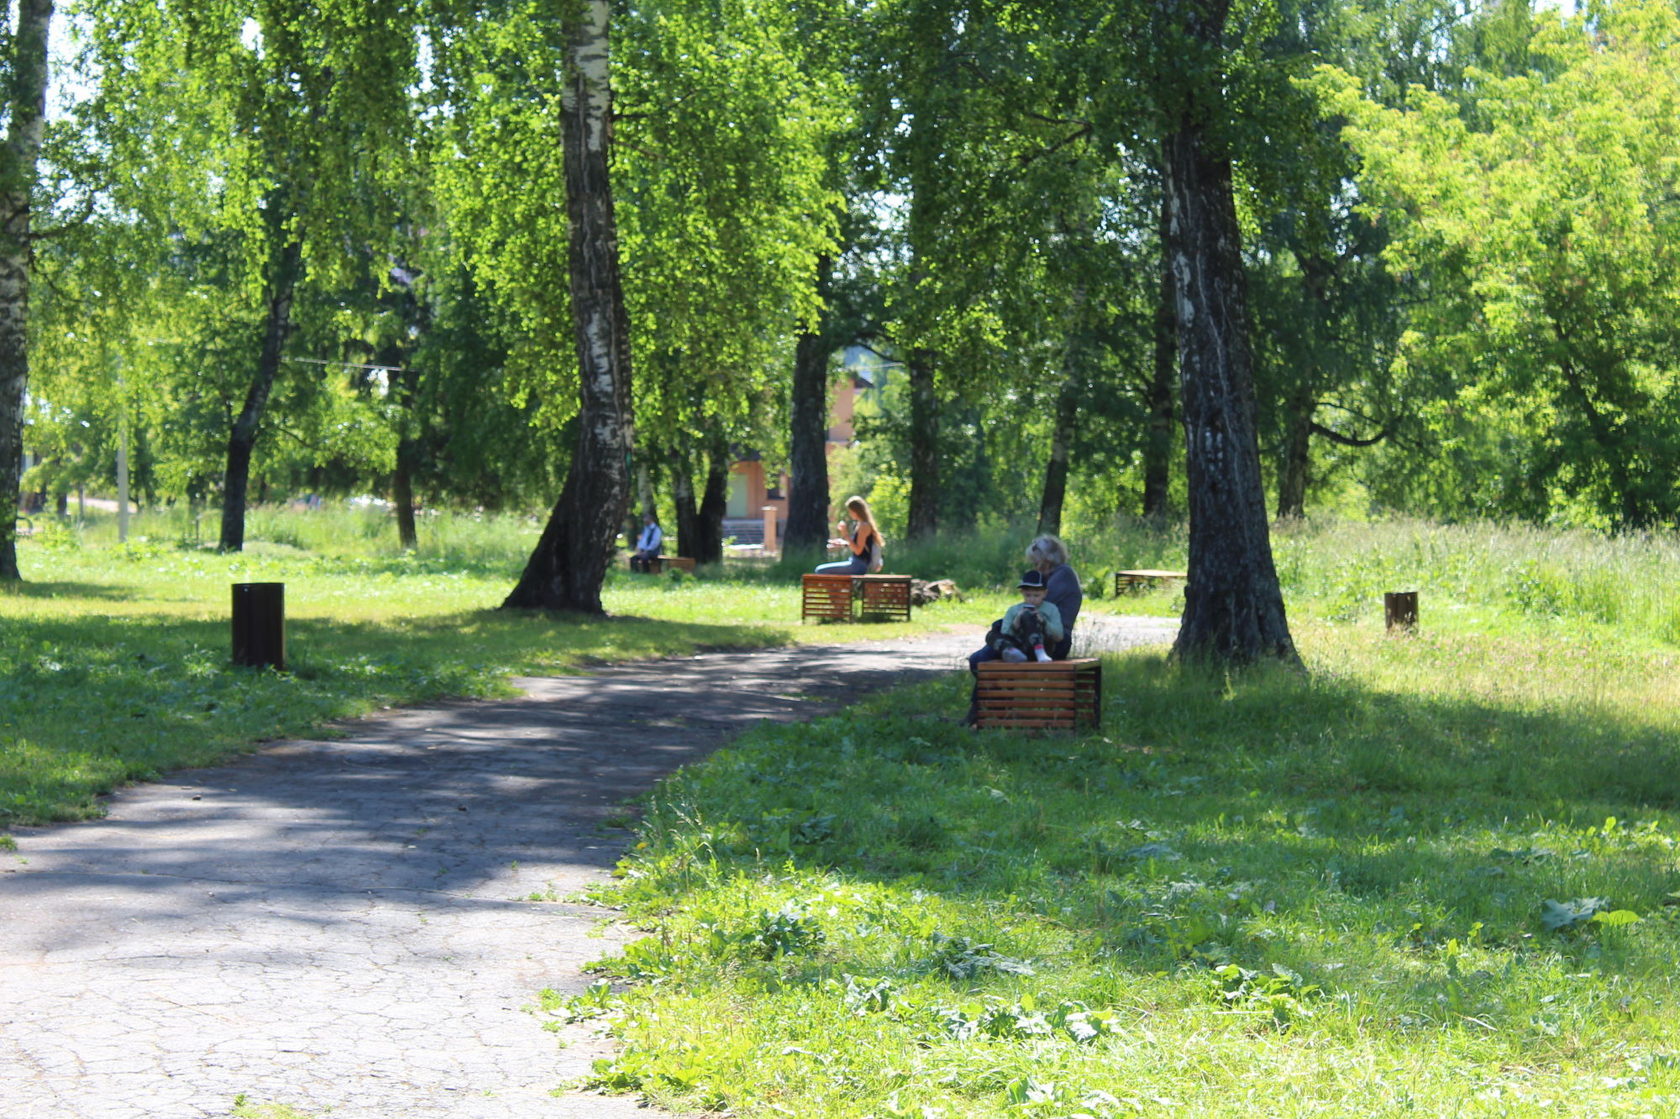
[854,574,912,622]
[1114,568,1187,596]
[802,573,854,621]
[800,573,913,623]
[640,556,696,575]
[975,658,1102,731]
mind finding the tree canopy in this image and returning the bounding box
[6,0,1678,654]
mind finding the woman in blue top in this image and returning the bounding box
[814,496,884,575]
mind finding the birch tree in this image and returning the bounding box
[1149,0,1297,664]
[0,0,52,582]
[502,0,633,612]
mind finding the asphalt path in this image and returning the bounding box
[0,615,1177,1119]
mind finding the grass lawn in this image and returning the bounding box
[10,510,1680,1116]
[563,524,1680,1118]
[0,524,1006,828]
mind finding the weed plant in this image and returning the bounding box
[585,617,1680,1116]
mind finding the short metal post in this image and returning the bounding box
[1384,591,1418,634]
[232,582,286,669]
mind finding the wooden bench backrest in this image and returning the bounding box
[801,573,854,620]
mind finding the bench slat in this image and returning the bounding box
[975,658,1101,731]
[802,573,912,623]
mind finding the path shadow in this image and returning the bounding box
[0,607,800,827]
[2,637,973,957]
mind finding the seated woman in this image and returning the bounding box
[963,534,1083,724]
[815,495,884,576]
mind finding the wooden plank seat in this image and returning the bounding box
[975,657,1102,731]
[802,573,854,622]
[642,556,696,574]
[800,573,913,623]
[1114,568,1187,596]
[854,574,912,622]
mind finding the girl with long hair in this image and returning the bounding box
[814,495,884,575]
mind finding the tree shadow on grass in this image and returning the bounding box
[0,579,138,602]
[644,649,1680,1010]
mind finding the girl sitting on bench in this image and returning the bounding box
[815,495,884,575]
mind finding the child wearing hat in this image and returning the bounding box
[991,570,1065,663]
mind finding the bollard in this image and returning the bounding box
[1384,591,1418,634]
[232,582,286,669]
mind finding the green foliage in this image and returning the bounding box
[1320,0,1680,528]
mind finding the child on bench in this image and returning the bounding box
[988,570,1064,663]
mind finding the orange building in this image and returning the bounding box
[726,358,882,550]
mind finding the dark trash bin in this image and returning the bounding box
[232,582,286,669]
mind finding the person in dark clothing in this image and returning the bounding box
[1028,534,1082,660]
[962,534,1084,724]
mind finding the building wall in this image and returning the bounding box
[728,367,877,544]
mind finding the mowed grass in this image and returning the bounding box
[0,513,1004,827]
[580,623,1680,1117]
[563,524,1680,1118]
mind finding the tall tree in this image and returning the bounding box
[1151,0,1297,664]
[615,0,839,560]
[0,0,52,582]
[503,0,633,612]
[1323,0,1680,528]
[81,0,420,551]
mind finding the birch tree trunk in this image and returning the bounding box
[1159,0,1297,664]
[0,0,52,582]
[503,0,632,612]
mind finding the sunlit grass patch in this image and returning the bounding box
[584,623,1680,1116]
[0,542,801,826]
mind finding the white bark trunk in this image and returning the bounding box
[0,0,54,581]
[503,0,634,612]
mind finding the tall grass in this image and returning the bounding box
[54,503,544,573]
[1269,517,1680,638]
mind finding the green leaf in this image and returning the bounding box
[1540,897,1613,932]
